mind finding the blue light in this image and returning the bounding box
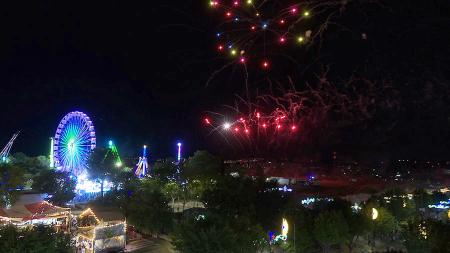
[216,33,221,37]
[262,22,268,29]
[177,142,182,162]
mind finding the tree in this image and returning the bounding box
[173,218,238,253]
[173,213,268,253]
[381,189,415,222]
[126,178,173,236]
[285,207,318,253]
[184,150,221,180]
[88,147,117,198]
[202,176,287,231]
[372,207,399,241]
[0,163,25,207]
[163,181,182,212]
[32,170,76,205]
[345,212,371,253]
[402,218,430,253]
[413,189,433,210]
[0,224,72,253]
[313,211,349,253]
[110,170,140,217]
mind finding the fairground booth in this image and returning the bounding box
[0,200,70,231]
[75,208,126,253]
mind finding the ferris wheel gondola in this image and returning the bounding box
[53,111,96,176]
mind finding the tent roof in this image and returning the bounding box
[0,201,70,222]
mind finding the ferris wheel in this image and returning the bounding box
[53,111,96,176]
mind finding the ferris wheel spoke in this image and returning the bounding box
[53,111,96,175]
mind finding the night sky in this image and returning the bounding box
[1,1,449,160]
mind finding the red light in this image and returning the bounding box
[239,117,244,122]
[217,44,224,51]
[256,112,260,118]
[291,7,297,14]
[262,60,270,69]
[251,26,256,31]
[204,118,211,124]
[226,12,232,17]
[291,125,297,130]
[234,127,239,132]
[244,129,249,134]
[233,1,239,6]
[279,37,286,43]
[279,19,285,25]
[277,124,282,130]
[239,57,246,63]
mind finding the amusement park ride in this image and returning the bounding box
[135,145,148,177]
[48,110,184,195]
[107,140,122,168]
[0,132,19,163]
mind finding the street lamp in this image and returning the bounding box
[372,208,379,220]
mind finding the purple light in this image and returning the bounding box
[177,142,182,162]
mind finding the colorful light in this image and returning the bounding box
[177,142,182,162]
[207,1,315,70]
[108,140,123,168]
[49,137,54,168]
[135,145,148,177]
[53,111,96,176]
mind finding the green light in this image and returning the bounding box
[303,11,310,17]
[108,140,123,167]
[297,36,304,43]
[68,139,76,153]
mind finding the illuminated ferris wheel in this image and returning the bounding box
[53,111,96,176]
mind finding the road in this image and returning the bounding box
[126,238,175,253]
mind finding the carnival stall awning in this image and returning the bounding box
[0,201,70,223]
